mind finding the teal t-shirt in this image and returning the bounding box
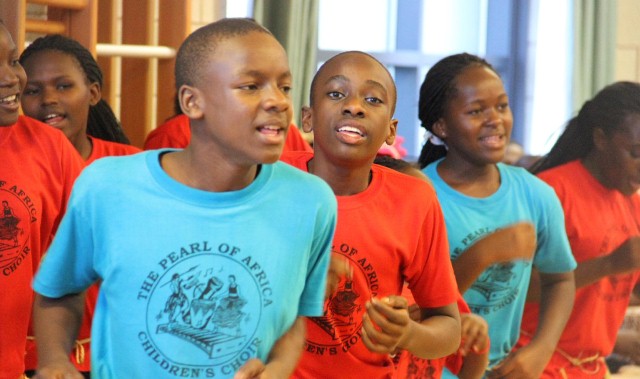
[34,150,337,378]
[424,160,576,374]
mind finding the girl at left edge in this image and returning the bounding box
[20,34,141,378]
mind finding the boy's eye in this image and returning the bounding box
[23,87,39,96]
[327,91,344,100]
[281,85,292,94]
[365,97,383,104]
[10,58,20,67]
[467,108,482,115]
[57,83,72,90]
[497,103,510,111]
[240,84,259,90]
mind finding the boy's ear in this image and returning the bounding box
[178,85,203,119]
[301,106,313,133]
[432,118,447,139]
[385,118,398,146]
[88,82,101,106]
[592,127,609,151]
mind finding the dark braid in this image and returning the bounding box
[20,34,131,144]
[530,81,640,174]
[417,53,498,168]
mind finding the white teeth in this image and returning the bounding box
[44,113,61,121]
[0,94,17,104]
[338,126,363,136]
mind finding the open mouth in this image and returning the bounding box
[479,134,505,148]
[258,125,283,135]
[0,94,18,104]
[41,113,66,125]
[337,126,364,137]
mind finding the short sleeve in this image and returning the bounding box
[297,194,337,316]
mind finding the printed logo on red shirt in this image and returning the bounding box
[0,180,37,276]
[305,242,379,356]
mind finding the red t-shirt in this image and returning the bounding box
[25,136,141,372]
[395,287,471,378]
[519,160,640,378]
[143,113,313,152]
[86,136,142,165]
[282,151,458,379]
[0,116,82,379]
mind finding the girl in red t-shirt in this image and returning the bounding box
[19,34,141,378]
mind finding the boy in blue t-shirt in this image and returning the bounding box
[32,18,337,379]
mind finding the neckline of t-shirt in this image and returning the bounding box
[335,165,384,209]
[426,159,508,204]
[146,149,272,208]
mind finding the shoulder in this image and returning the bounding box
[500,163,556,194]
[284,125,312,152]
[279,150,313,171]
[271,161,336,206]
[155,114,189,132]
[371,164,439,211]
[144,114,190,149]
[73,151,149,197]
[536,160,580,186]
[272,160,329,187]
[13,116,82,168]
[91,137,142,157]
[82,150,149,179]
[373,164,435,194]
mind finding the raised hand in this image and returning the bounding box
[361,296,410,355]
[459,312,489,357]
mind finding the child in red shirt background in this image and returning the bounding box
[20,34,141,377]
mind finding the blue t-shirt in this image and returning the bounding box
[34,150,337,378]
[424,160,576,375]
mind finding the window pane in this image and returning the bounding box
[422,0,487,55]
[525,0,572,155]
[318,0,397,52]
[226,0,253,18]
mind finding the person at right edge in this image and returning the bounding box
[519,81,640,378]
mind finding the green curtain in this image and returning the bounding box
[572,0,617,111]
[253,0,319,128]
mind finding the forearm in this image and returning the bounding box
[264,317,306,377]
[573,255,615,288]
[458,351,489,379]
[401,303,460,359]
[575,238,640,288]
[33,292,85,367]
[530,272,575,355]
[453,254,489,294]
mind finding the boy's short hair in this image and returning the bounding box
[309,51,397,115]
[175,18,272,91]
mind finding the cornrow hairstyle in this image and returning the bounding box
[175,18,271,92]
[417,53,498,168]
[20,34,131,144]
[530,81,640,174]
